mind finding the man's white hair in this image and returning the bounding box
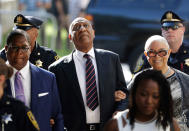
[144,35,170,51]
[69,17,91,37]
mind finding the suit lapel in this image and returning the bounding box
[63,52,85,110]
[30,63,39,112]
[94,49,105,118]
[95,49,104,94]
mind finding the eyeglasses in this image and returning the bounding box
[8,46,30,52]
[162,25,183,31]
[73,23,89,31]
[147,50,168,57]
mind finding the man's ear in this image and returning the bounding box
[93,30,95,38]
[0,75,6,86]
[183,26,185,33]
[5,45,8,52]
[68,34,72,40]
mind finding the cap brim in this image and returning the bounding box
[13,26,34,31]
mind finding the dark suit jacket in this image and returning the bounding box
[49,49,128,131]
[5,63,64,131]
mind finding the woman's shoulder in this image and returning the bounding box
[114,109,129,119]
[104,110,129,131]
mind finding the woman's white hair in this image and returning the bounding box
[144,35,170,51]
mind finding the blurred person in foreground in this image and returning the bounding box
[0,14,59,70]
[0,58,40,131]
[104,69,180,131]
[49,17,128,131]
[4,29,64,131]
[128,35,189,130]
[135,11,189,74]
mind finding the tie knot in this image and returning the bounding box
[83,54,90,59]
[15,71,21,78]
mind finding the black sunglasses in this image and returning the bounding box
[162,25,183,31]
[147,50,168,57]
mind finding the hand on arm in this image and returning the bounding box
[115,90,126,101]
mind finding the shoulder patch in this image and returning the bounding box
[27,111,40,130]
[134,57,144,73]
[55,55,60,61]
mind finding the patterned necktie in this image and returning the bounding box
[84,54,99,111]
[14,71,26,104]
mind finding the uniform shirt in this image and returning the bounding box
[134,42,189,74]
[73,48,100,123]
[0,42,59,70]
[7,61,31,107]
[29,43,59,70]
[0,95,39,131]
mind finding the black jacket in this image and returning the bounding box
[49,49,128,131]
[0,95,39,131]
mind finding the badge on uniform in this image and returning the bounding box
[1,113,12,124]
[185,58,189,66]
[35,59,43,67]
[55,55,60,61]
[27,111,40,130]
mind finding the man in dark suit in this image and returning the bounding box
[0,14,59,70]
[49,17,128,131]
[4,29,64,131]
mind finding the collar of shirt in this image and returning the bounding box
[6,61,30,80]
[75,47,95,61]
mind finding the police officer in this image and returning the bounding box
[0,14,59,70]
[134,11,189,74]
[0,58,39,131]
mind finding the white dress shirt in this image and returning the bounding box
[8,61,31,107]
[73,48,100,123]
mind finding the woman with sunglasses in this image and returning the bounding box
[127,35,189,131]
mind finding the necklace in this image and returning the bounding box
[163,66,171,77]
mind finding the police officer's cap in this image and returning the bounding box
[13,14,43,30]
[160,11,184,27]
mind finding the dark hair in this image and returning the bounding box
[129,69,173,130]
[0,58,13,79]
[6,29,30,46]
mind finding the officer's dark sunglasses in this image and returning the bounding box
[162,25,183,31]
[147,49,168,57]
[8,46,30,52]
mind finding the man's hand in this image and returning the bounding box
[50,119,55,127]
[115,90,126,101]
